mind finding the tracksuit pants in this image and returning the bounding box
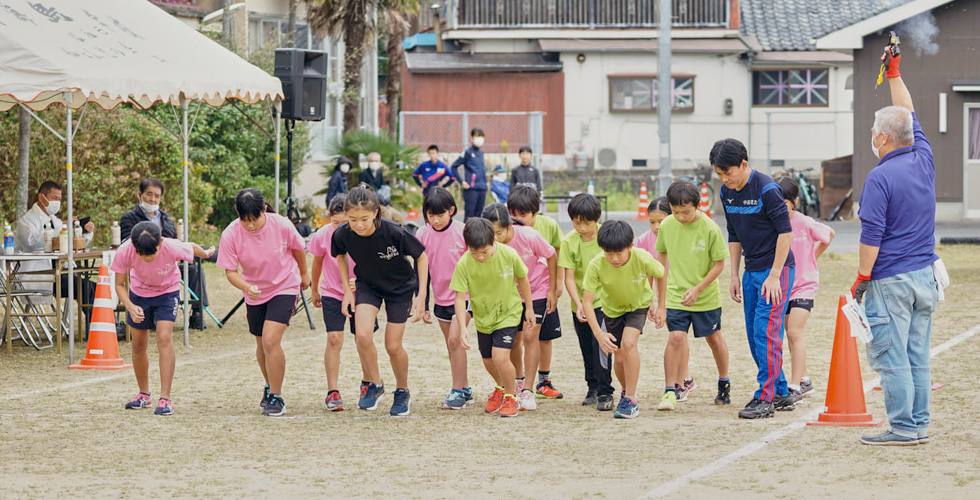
[741,267,795,403]
[572,307,614,396]
[462,189,486,221]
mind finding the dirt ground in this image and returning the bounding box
[1,245,978,499]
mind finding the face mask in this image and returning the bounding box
[43,197,60,216]
[494,173,507,182]
[369,162,380,171]
[340,164,350,174]
[871,133,883,159]
[473,137,485,148]
[140,200,160,214]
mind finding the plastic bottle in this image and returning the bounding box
[3,224,14,255]
[177,219,184,241]
[587,179,595,196]
[59,226,68,254]
[43,222,54,253]
[111,221,121,247]
[73,220,82,238]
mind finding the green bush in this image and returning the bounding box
[320,129,421,211]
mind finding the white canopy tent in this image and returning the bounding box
[0,0,284,363]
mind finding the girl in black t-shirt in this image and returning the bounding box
[331,185,429,416]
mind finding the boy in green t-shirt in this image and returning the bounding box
[508,185,564,399]
[654,181,732,411]
[451,219,535,418]
[558,193,615,410]
[582,221,665,419]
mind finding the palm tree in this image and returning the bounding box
[381,1,417,134]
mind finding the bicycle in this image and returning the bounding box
[776,167,820,217]
[676,163,715,211]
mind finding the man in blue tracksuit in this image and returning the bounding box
[451,128,488,220]
[711,139,798,419]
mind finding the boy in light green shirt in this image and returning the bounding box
[450,219,534,418]
[654,181,732,411]
[582,221,665,419]
[507,185,564,399]
[558,193,615,409]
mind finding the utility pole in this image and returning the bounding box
[16,107,31,219]
[657,0,672,196]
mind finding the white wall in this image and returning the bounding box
[561,51,854,172]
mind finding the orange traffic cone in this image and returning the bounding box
[69,265,131,370]
[808,295,882,427]
[634,182,649,220]
[406,207,420,220]
[698,182,712,218]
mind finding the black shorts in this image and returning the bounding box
[666,308,722,338]
[320,297,379,334]
[355,280,414,324]
[519,299,548,331]
[477,325,519,359]
[127,291,180,330]
[604,308,648,345]
[245,294,296,336]
[539,309,562,341]
[433,302,471,323]
[787,298,814,313]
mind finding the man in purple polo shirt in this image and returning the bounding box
[851,46,939,446]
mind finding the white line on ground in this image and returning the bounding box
[638,322,980,500]
[0,331,324,403]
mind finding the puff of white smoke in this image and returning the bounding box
[897,11,940,56]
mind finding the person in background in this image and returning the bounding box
[359,152,389,205]
[510,146,542,195]
[119,178,208,330]
[326,156,353,206]
[490,165,511,204]
[452,128,488,220]
[412,145,457,195]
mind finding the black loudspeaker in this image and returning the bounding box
[274,48,328,121]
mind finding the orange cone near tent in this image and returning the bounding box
[808,295,881,427]
[69,265,131,370]
[634,182,649,220]
[698,183,712,218]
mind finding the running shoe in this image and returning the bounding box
[597,394,615,411]
[519,389,537,411]
[358,382,384,411]
[800,378,815,397]
[462,387,474,405]
[614,397,639,419]
[124,392,152,410]
[359,380,370,400]
[683,377,697,395]
[581,388,598,406]
[715,379,732,405]
[485,386,504,413]
[535,379,563,399]
[154,398,173,416]
[738,398,774,419]
[390,388,411,416]
[515,379,525,394]
[499,395,519,418]
[263,395,286,416]
[325,391,344,412]
[657,391,677,411]
[787,387,804,405]
[773,392,797,411]
[260,385,271,409]
[442,389,466,410]
[675,384,689,402]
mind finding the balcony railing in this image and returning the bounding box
[447,0,730,29]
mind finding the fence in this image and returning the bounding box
[399,111,544,159]
[446,0,729,28]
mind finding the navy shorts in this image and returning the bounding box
[666,308,722,338]
[433,302,471,323]
[604,308,648,346]
[478,325,519,359]
[355,281,413,324]
[519,299,548,332]
[245,294,296,336]
[320,297,379,335]
[539,309,562,341]
[787,298,814,312]
[127,291,180,330]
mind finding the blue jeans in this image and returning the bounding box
[742,267,795,402]
[864,265,938,438]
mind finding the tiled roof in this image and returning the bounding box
[740,0,913,51]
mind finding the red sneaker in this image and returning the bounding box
[499,395,519,418]
[484,386,504,413]
[535,379,564,399]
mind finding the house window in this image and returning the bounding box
[753,69,829,106]
[609,75,695,112]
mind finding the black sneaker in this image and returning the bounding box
[190,310,207,330]
[582,388,598,406]
[738,398,775,419]
[714,379,732,405]
[259,385,271,409]
[263,394,286,416]
[773,392,797,411]
[596,394,615,411]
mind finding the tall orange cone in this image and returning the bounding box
[808,295,881,427]
[698,183,712,218]
[69,265,131,370]
[634,182,649,220]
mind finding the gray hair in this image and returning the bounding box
[872,106,914,147]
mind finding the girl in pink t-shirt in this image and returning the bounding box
[415,187,472,410]
[482,203,557,411]
[217,189,310,417]
[778,178,835,397]
[111,221,214,416]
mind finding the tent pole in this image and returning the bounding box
[64,92,75,365]
[181,95,190,347]
[274,99,282,212]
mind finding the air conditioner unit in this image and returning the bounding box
[597,148,617,168]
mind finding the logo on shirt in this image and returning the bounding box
[519,247,534,261]
[727,198,734,204]
[632,273,645,285]
[692,239,706,253]
[499,269,514,280]
[274,239,288,255]
[451,242,466,256]
[378,246,400,260]
[742,199,758,206]
[157,263,175,276]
